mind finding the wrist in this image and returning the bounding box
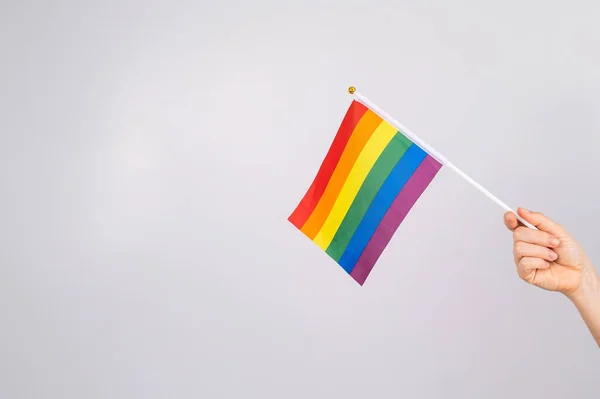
[566,261,600,346]
[566,261,600,306]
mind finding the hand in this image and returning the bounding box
[504,207,593,297]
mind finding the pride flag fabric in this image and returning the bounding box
[288,100,442,285]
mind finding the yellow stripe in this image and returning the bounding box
[313,121,398,250]
[300,111,382,239]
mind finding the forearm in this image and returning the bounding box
[568,264,600,346]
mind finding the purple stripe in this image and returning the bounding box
[349,155,442,285]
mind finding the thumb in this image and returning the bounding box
[517,207,565,236]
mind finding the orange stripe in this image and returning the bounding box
[301,110,383,239]
[288,101,368,230]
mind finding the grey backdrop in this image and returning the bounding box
[1,1,599,398]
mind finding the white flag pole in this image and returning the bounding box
[348,86,536,230]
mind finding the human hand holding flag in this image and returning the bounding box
[504,207,593,296]
[504,207,600,347]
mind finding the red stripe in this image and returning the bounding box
[288,100,368,229]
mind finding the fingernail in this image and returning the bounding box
[550,251,558,260]
[521,207,531,214]
[549,237,560,246]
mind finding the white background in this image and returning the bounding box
[1,1,599,398]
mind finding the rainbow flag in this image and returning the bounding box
[288,99,442,285]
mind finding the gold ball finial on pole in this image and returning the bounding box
[348,86,356,95]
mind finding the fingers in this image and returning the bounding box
[513,241,558,263]
[513,225,560,248]
[517,257,551,280]
[505,208,565,284]
[516,207,564,236]
[503,211,521,232]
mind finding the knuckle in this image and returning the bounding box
[518,256,545,270]
[513,226,524,239]
[514,241,525,254]
[518,257,529,268]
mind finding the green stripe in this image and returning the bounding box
[325,132,413,261]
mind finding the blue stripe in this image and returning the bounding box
[338,143,427,273]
